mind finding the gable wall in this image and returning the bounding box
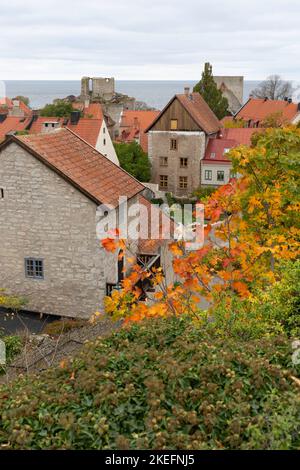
[151,98,202,132]
[0,142,106,319]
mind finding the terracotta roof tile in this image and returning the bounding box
[0,116,32,142]
[10,128,144,207]
[147,93,221,135]
[235,98,299,123]
[203,128,264,163]
[176,93,221,134]
[116,110,160,153]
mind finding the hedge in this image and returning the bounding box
[0,317,299,450]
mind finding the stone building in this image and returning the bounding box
[146,88,221,197]
[213,76,244,115]
[0,128,174,319]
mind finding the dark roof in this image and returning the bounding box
[146,92,221,134]
[0,128,144,207]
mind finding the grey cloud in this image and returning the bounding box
[0,0,299,79]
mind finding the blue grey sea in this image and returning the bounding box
[3,80,261,110]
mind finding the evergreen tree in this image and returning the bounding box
[193,62,229,119]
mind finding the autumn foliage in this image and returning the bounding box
[102,127,300,323]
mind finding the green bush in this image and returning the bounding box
[114,142,151,182]
[0,335,23,374]
[0,317,299,450]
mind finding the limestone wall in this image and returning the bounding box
[0,143,106,319]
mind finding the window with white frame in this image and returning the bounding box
[205,170,212,181]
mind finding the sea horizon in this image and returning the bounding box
[2,79,266,110]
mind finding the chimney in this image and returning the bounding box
[184,87,190,97]
[70,110,81,125]
[84,98,90,109]
[264,97,268,101]
[284,97,288,101]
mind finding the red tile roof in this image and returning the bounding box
[147,93,221,135]
[2,128,144,207]
[29,103,104,147]
[0,116,32,142]
[235,98,299,124]
[176,93,221,134]
[117,110,160,153]
[203,128,263,163]
[0,97,31,116]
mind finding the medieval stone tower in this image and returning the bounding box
[80,77,115,101]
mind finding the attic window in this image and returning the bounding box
[170,119,178,130]
[0,188,4,198]
[210,152,216,159]
[223,148,230,154]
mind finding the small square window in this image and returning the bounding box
[170,119,178,130]
[160,157,168,167]
[179,176,188,189]
[25,258,44,279]
[217,171,225,182]
[180,158,188,168]
[170,139,177,150]
[205,170,212,181]
[159,175,168,189]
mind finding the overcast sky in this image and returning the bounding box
[0,0,299,80]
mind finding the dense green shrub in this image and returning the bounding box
[0,335,23,374]
[114,142,151,182]
[0,317,299,450]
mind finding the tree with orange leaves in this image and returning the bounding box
[102,127,300,323]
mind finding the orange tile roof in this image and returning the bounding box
[176,93,221,134]
[0,97,31,116]
[147,93,221,135]
[0,116,32,142]
[3,128,144,207]
[67,119,102,147]
[117,110,160,153]
[28,106,103,148]
[203,128,264,163]
[235,98,299,123]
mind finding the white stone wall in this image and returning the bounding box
[0,142,107,319]
[95,120,120,166]
[201,162,232,186]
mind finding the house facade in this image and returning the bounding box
[201,128,263,186]
[0,128,174,319]
[147,89,221,197]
